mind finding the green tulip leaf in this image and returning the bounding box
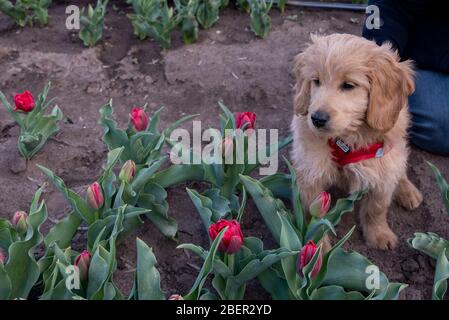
[182,228,227,300]
[130,238,165,300]
[240,174,290,244]
[310,285,365,300]
[408,232,449,260]
[320,248,406,300]
[37,164,95,224]
[44,211,83,249]
[236,186,247,222]
[433,248,449,300]
[177,243,232,277]
[86,245,110,299]
[99,101,132,160]
[278,212,301,297]
[152,164,206,188]
[186,188,215,230]
[0,219,15,250]
[225,247,297,298]
[428,161,449,213]
[248,0,272,38]
[5,187,47,299]
[145,210,177,240]
[259,173,291,199]
[196,0,220,29]
[131,156,168,192]
[257,266,291,300]
[87,210,124,299]
[0,264,12,300]
[186,187,233,234]
[284,158,306,234]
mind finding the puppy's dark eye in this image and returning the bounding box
[312,79,320,86]
[341,82,356,90]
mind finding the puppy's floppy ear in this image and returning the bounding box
[366,44,415,132]
[293,52,311,116]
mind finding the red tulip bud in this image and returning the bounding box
[309,192,331,218]
[13,91,35,112]
[235,112,256,131]
[209,219,244,254]
[0,249,6,264]
[74,250,91,282]
[119,160,135,183]
[86,182,104,209]
[168,294,183,300]
[12,211,28,234]
[220,137,234,159]
[298,240,322,278]
[129,107,149,132]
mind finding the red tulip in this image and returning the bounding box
[209,219,243,254]
[297,240,322,278]
[74,250,91,282]
[0,249,6,264]
[119,160,135,183]
[12,211,28,234]
[129,107,149,132]
[235,112,256,130]
[86,182,104,209]
[13,91,35,112]
[168,294,183,300]
[220,136,234,159]
[309,192,331,218]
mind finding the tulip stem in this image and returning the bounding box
[226,253,235,275]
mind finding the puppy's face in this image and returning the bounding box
[293,34,415,137]
[304,53,370,136]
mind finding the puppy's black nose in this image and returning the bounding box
[311,111,329,128]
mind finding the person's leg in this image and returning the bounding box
[408,69,449,156]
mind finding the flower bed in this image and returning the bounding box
[0,3,447,300]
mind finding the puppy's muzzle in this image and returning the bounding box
[311,110,329,129]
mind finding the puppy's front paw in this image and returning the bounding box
[402,188,423,211]
[396,179,423,210]
[401,187,423,210]
[365,226,398,250]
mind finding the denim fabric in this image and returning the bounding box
[408,69,449,155]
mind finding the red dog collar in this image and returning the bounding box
[328,138,385,166]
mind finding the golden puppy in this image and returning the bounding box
[291,34,423,250]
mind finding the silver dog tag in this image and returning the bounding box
[375,148,384,158]
[335,138,350,153]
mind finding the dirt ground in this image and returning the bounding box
[1,1,449,300]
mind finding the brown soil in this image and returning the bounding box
[1,1,448,300]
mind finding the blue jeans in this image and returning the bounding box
[409,69,449,156]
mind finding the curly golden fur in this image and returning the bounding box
[291,34,423,250]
